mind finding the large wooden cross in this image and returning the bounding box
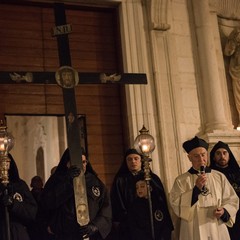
[0,3,147,226]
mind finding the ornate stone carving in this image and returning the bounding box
[146,0,170,31]
[224,27,240,125]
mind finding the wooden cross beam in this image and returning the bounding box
[0,71,147,85]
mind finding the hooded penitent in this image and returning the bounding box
[0,154,37,240]
[210,141,240,240]
[210,141,240,195]
[41,148,112,240]
[110,148,174,240]
[210,141,239,171]
[114,148,143,177]
[55,148,97,176]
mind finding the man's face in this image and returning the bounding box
[66,154,88,172]
[213,148,229,168]
[188,147,208,170]
[126,154,142,173]
[82,154,88,173]
[136,180,148,198]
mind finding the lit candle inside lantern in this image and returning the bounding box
[0,139,5,151]
[141,144,150,153]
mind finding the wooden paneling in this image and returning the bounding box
[0,2,124,189]
[0,3,119,72]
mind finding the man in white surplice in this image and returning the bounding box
[170,136,239,240]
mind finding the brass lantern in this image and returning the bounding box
[134,125,156,239]
[134,125,155,156]
[0,121,15,186]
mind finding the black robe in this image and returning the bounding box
[210,141,240,240]
[128,195,172,240]
[41,149,112,240]
[110,170,173,240]
[0,154,38,240]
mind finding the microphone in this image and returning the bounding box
[200,165,205,175]
[200,166,207,192]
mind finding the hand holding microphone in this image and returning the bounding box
[196,166,207,191]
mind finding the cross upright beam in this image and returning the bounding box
[53,2,89,226]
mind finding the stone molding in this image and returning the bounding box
[210,0,240,20]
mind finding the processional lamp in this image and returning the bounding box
[134,125,155,240]
[0,120,15,240]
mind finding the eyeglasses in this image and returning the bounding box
[82,160,88,164]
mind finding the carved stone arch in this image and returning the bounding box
[146,0,170,31]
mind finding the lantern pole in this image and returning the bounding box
[134,125,155,240]
[0,120,15,240]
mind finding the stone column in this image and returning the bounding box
[192,0,230,132]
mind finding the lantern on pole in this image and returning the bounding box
[0,121,15,185]
[134,125,155,240]
[0,120,15,240]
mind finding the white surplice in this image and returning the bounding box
[170,169,239,240]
